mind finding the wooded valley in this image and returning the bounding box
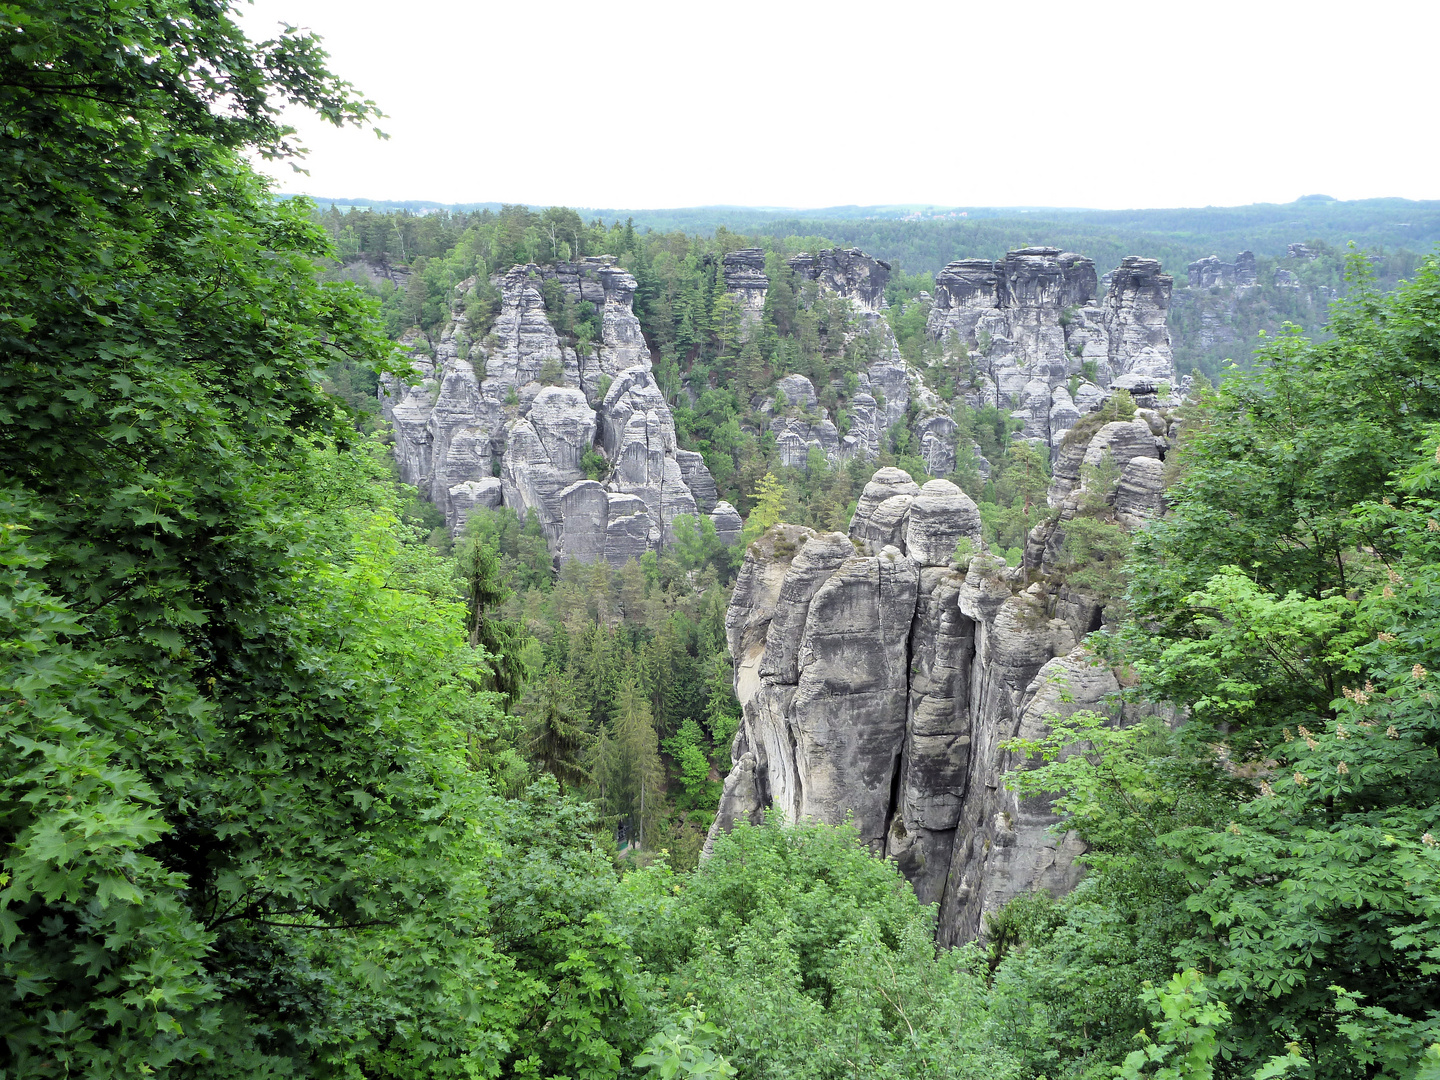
[2,2,1438,1078]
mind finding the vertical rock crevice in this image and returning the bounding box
[710,387,1175,942]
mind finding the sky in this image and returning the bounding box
[240,0,1440,212]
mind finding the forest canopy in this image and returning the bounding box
[2,1,1439,1079]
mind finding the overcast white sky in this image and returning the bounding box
[241,0,1440,211]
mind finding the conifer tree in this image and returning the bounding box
[599,675,666,849]
[741,473,791,544]
[457,532,529,705]
[736,335,766,406]
[524,666,592,794]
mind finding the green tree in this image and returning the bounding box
[665,718,720,808]
[741,473,790,544]
[457,530,531,705]
[523,665,593,793]
[0,2,581,1073]
[598,675,667,849]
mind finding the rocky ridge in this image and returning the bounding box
[706,394,1174,945]
[381,256,736,563]
[924,248,1181,451]
[382,244,1183,577]
[384,246,955,562]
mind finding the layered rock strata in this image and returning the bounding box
[709,401,1173,944]
[788,248,891,313]
[381,257,732,564]
[1186,250,1258,290]
[925,248,1179,451]
[722,249,770,337]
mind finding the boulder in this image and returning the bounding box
[849,467,920,552]
[710,501,744,546]
[904,479,983,567]
[776,373,819,410]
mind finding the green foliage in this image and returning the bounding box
[583,445,611,480]
[1128,255,1440,634]
[664,718,721,809]
[15,1,1440,1075]
[624,816,1020,1080]
[741,473,791,544]
[1114,970,1232,1080]
[595,676,668,849]
[1049,258,1440,1080]
[634,1005,738,1079]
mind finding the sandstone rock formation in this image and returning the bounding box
[788,248,891,313]
[1186,250,1258,290]
[708,396,1176,944]
[382,240,1185,582]
[722,249,769,337]
[924,248,1179,451]
[380,256,729,564]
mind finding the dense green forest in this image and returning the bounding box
[4,2,1440,1079]
[300,197,1440,275]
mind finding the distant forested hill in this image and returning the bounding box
[305,194,1435,382]
[298,195,1440,276]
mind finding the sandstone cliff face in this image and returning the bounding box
[788,248,891,313]
[722,249,770,338]
[1186,250,1258,291]
[380,256,732,562]
[708,401,1173,944]
[925,248,1180,452]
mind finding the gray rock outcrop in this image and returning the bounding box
[924,248,1178,452]
[722,249,769,337]
[788,248,891,313]
[381,259,727,566]
[709,501,744,546]
[709,406,1174,943]
[1186,251,1258,290]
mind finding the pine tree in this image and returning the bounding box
[741,473,790,544]
[457,534,528,706]
[605,675,666,849]
[524,666,592,794]
[736,335,765,406]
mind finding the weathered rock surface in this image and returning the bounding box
[501,387,596,541]
[1114,456,1167,527]
[1186,251,1258,290]
[380,260,728,566]
[935,645,1118,944]
[723,249,769,337]
[676,449,719,513]
[448,477,502,536]
[849,467,921,552]
[1105,257,1178,384]
[788,248,891,313]
[710,501,744,546]
[926,248,1178,451]
[710,406,1175,943]
[904,479,983,567]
